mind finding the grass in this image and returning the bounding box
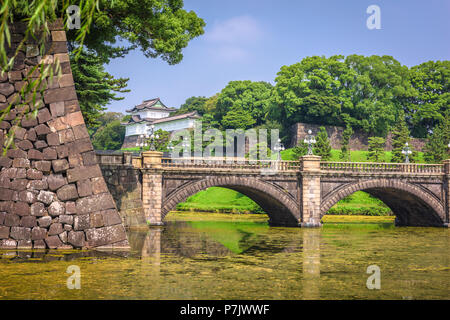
[281,148,426,163]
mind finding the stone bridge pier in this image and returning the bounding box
[97,151,450,228]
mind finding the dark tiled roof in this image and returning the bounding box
[122,111,201,126]
[150,111,201,124]
[126,97,176,113]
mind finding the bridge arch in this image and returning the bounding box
[321,179,445,226]
[161,176,300,226]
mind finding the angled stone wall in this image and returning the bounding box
[0,21,129,249]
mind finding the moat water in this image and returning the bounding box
[0,213,448,299]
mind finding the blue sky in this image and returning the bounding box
[104,0,450,114]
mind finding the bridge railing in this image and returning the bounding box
[320,161,443,174]
[161,157,302,171]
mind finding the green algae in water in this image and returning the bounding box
[0,213,448,299]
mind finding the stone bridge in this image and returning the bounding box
[97,151,450,228]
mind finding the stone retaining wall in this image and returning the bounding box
[0,21,129,249]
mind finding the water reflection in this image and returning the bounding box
[0,216,448,300]
[302,229,321,300]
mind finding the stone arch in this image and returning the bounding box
[321,179,445,226]
[161,176,300,226]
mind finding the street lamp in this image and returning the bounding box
[136,133,148,153]
[148,124,159,151]
[274,138,285,161]
[402,142,412,163]
[304,130,316,155]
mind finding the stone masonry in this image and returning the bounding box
[0,21,129,249]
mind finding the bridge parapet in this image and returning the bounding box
[320,161,443,175]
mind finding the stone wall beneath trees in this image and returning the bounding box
[0,21,129,249]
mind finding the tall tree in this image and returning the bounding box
[424,110,450,163]
[367,137,386,162]
[215,80,273,128]
[340,124,353,161]
[409,61,450,138]
[390,115,412,163]
[313,127,332,160]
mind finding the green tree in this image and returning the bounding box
[292,141,308,159]
[313,127,332,160]
[409,61,450,137]
[91,120,125,150]
[71,50,129,130]
[173,96,208,116]
[340,124,353,161]
[390,115,412,163]
[216,80,273,128]
[221,107,256,130]
[424,111,450,163]
[367,137,386,162]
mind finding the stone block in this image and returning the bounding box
[68,231,85,248]
[47,174,66,191]
[45,235,63,249]
[0,188,14,201]
[46,132,60,146]
[10,178,28,190]
[35,124,51,136]
[77,179,93,197]
[0,226,9,239]
[12,158,30,168]
[31,202,46,216]
[16,139,33,150]
[37,108,52,123]
[56,184,78,201]
[49,101,65,117]
[74,214,90,231]
[55,145,68,158]
[43,86,76,104]
[43,147,57,160]
[34,160,51,172]
[52,159,69,172]
[20,216,37,228]
[59,215,73,225]
[90,212,104,228]
[32,226,47,240]
[26,168,43,180]
[10,226,31,240]
[65,202,77,214]
[37,190,56,204]
[0,239,17,248]
[48,223,63,236]
[48,201,65,216]
[37,216,51,228]
[75,193,115,214]
[18,190,37,203]
[67,165,101,183]
[27,179,48,190]
[85,225,127,248]
[101,209,122,226]
[13,201,30,216]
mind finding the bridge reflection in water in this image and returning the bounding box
[130,222,322,299]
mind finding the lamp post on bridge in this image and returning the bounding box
[402,142,412,163]
[148,124,159,152]
[274,138,285,161]
[304,130,316,155]
[136,133,149,154]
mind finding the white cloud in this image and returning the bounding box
[206,15,263,44]
[204,15,264,62]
